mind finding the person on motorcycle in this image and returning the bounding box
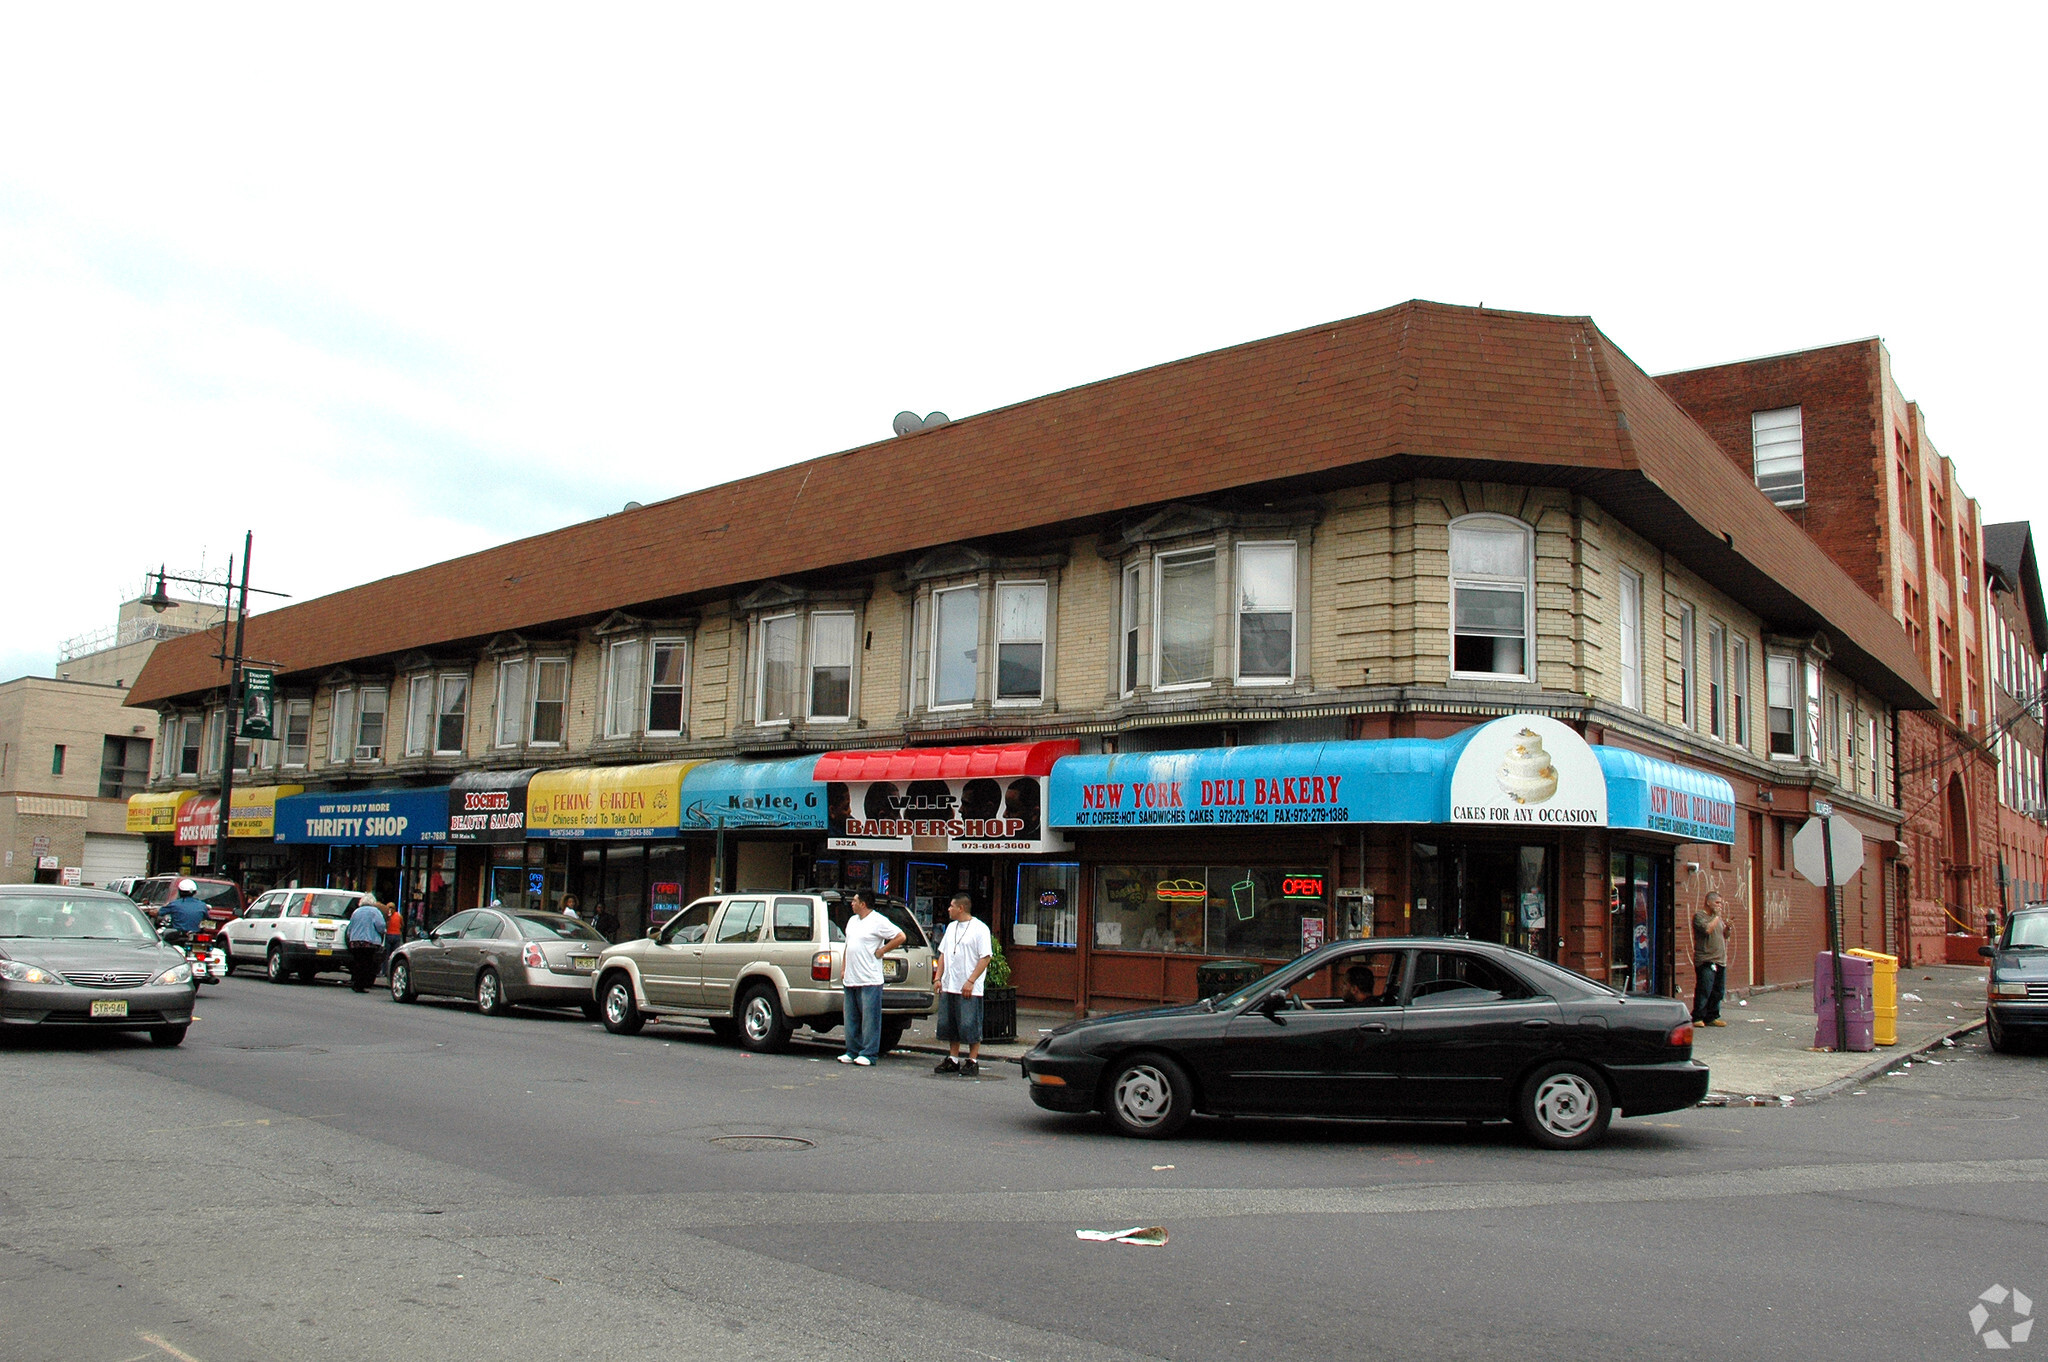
[160,878,210,937]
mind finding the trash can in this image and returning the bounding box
[1813,951,1875,1052]
[1846,948,1899,1046]
[1196,960,1264,1000]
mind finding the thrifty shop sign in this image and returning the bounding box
[842,817,1028,839]
[1072,775,1349,827]
[451,789,525,834]
[302,800,413,840]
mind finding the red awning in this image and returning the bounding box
[176,795,221,846]
[812,740,1079,784]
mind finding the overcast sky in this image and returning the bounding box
[3,6,2043,685]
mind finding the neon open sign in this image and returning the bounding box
[1281,874,1326,900]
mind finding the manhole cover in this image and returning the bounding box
[708,1135,815,1151]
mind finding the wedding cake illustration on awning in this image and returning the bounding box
[1496,728,1561,805]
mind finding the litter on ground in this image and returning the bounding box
[1077,1226,1169,1246]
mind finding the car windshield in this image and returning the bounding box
[516,914,605,942]
[1212,959,1309,1011]
[0,897,158,940]
[824,900,928,947]
[2009,914,2048,949]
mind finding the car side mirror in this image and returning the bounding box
[1978,944,1997,958]
[1258,989,1289,1016]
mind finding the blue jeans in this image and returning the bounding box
[1692,962,1725,1022]
[843,985,885,1060]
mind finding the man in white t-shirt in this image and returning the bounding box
[839,888,907,1066]
[932,892,993,1077]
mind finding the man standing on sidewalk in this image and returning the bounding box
[1692,890,1730,1026]
[346,897,388,994]
[932,892,992,1077]
[839,888,906,1066]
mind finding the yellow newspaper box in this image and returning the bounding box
[1847,948,1898,1046]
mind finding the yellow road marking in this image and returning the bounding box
[143,1113,342,1135]
[138,1333,207,1362]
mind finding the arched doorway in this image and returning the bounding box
[1946,772,1974,934]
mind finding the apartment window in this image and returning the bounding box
[179,717,202,775]
[1707,623,1726,740]
[1156,549,1216,688]
[1618,569,1642,710]
[1752,406,1806,507]
[329,690,355,764]
[405,675,433,756]
[1826,694,1841,774]
[51,744,65,776]
[1450,516,1531,678]
[496,660,528,747]
[204,710,225,773]
[1678,604,1697,728]
[282,700,311,768]
[648,640,687,734]
[931,586,980,708]
[1767,654,1798,757]
[811,612,856,718]
[435,675,468,755]
[99,736,151,800]
[1236,544,1295,683]
[1121,564,1142,695]
[995,584,1048,702]
[750,615,798,722]
[607,638,647,736]
[530,658,568,745]
[1732,639,1751,746]
[352,687,386,761]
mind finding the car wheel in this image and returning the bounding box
[390,958,417,1003]
[1517,1061,1613,1150]
[879,1018,907,1054]
[737,985,791,1052]
[1104,1053,1194,1139]
[601,973,644,1035]
[266,948,289,984]
[1987,1013,2009,1053]
[707,1018,739,1042]
[476,968,512,1016]
[151,1024,189,1047]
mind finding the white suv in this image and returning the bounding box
[220,888,377,983]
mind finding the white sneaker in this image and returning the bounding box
[837,1054,853,1064]
[853,1055,873,1066]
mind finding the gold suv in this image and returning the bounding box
[592,890,933,1053]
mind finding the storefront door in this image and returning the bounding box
[1608,850,1674,995]
[1409,841,1554,959]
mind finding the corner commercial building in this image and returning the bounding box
[128,302,1935,1013]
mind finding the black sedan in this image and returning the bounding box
[1020,937,1707,1149]
[1981,906,2048,1052]
[0,886,198,1046]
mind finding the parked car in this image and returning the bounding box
[218,887,375,983]
[1981,907,2048,1052]
[102,876,145,901]
[1019,937,1709,1149]
[592,889,934,1053]
[389,908,607,1016]
[0,885,197,1045]
[132,875,245,926]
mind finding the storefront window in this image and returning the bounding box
[1014,862,1078,947]
[1093,865,1316,960]
[1155,551,1215,687]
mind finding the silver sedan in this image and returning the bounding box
[388,908,608,1017]
[0,886,197,1045]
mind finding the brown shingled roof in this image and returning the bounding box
[129,300,1934,711]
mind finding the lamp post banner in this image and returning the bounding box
[240,668,275,740]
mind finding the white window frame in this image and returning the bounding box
[1619,568,1642,710]
[1448,515,1534,683]
[1766,653,1799,759]
[1234,542,1296,686]
[1753,406,1806,507]
[756,613,803,726]
[433,674,468,757]
[355,686,388,763]
[1152,546,1217,692]
[1121,562,1143,696]
[646,637,688,736]
[808,611,857,721]
[282,699,311,769]
[994,582,1049,706]
[524,656,567,747]
[1677,603,1697,729]
[328,689,355,765]
[1707,621,1726,740]
[405,675,433,757]
[929,585,981,710]
[495,659,528,748]
[606,637,647,738]
[179,716,203,775]
[1731,638,1751,747]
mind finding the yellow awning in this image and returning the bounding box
[126,789,194,834]
[227,784,304,840]
[526,762,701,838]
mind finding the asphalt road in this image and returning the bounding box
[2,972,2045,1362]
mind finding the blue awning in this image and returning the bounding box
[676,758,826,830]
[275,786,452,845]
[1594,747,1737,845]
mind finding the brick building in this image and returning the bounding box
[1983,521,2048,914]
[0,676,160,887]
[1659,341,1999,963]
[128,302,1932,1014]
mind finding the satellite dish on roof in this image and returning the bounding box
[893,410,952,437]
[623,500,643,511]
[922,411,950,428]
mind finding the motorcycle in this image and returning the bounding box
[159,920,226,987]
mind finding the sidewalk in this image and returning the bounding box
[892,967,1993,1103]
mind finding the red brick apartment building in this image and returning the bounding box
[1984,522,2048,915]
[1660,341,2004,962]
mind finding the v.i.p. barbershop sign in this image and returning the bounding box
[826,775,1068,855]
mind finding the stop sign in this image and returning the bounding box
[1792,815,1864,888]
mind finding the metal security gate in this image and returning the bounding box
[82,833,149,888]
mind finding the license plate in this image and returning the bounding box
[91,999,128,1018]
[572,955,598,970]
[316,949,333,956]
[888,959,907,982]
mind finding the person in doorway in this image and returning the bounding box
[560,894,582,920]
[1138,912,1177,952]
[346,897,389,993]
[1691,891,1730,1026]
[932,892,992,1077]
[839,888,906,1066]
[593,900,619,942]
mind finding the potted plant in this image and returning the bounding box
[982,936,1018,1043]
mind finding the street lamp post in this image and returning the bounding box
[147,532,291,874]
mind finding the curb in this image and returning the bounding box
[1701,1014,1988,1107]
